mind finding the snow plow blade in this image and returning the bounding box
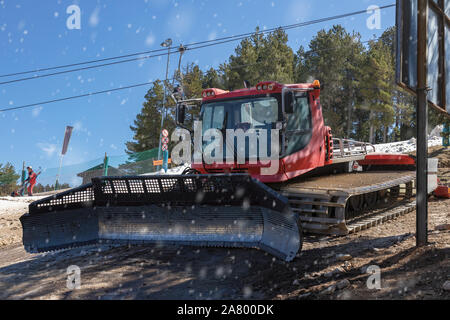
[20,175,301,261]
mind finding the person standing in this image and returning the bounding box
[25,166,37,196]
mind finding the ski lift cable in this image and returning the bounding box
[0,4,395,82]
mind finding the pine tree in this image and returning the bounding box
[296,25,364,138]
[125,80,173,154]
[293,46,309,83]
[182,63,204,99]
[0,162,20,195]
[202,67,223,89]
[222,28,294,90]
[259,28,294,84]
[357,38,395,143]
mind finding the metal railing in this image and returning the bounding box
[332,138,376,159]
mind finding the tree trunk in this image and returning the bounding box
[347,99,352,139]
[369,111,374,144]
[395,105,400,141]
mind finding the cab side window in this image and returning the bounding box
[287,96,311,132]
[285,94,313,156]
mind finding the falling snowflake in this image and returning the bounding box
[243,286,252,298]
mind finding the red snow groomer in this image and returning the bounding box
[20,81,438,261]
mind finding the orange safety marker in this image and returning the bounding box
[434,185,450,199]
[153,158,172,166]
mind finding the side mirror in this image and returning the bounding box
[176,104,186,125]
[284,92,294,114]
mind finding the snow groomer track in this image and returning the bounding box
[278,170,417,235]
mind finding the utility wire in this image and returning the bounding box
[0,50,181,86]
[0,59,267,112]
[0,3,395,84]
[0,2,396,112]
[0,47,172,79]
[0,34,380,86]
[0,36,270,85]
[0,82,157,112]
[0,35,384,114]
[0,34,387,113]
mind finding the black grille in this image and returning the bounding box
[29,174,289,215]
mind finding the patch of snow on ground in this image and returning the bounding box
[371,126,443,154]
[0,199,26,211]
[0,196,45,210]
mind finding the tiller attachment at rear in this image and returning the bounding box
[20,175,301,261]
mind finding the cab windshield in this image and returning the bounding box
[201,95,280,133]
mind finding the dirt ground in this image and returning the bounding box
[0,196,42,247]
[413,146,450,183]
[0,147,449,300]
[0,194,448,300]
[427,146,450,169]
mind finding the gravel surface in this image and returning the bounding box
[0,194,448,300]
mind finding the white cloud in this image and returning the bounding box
[37,142,57,157]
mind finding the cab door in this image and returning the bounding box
[284,92,313,156]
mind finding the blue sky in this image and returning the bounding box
[0,0,396,185]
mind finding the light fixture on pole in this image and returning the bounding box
[157,38,173,170]
[173,45,186,87]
